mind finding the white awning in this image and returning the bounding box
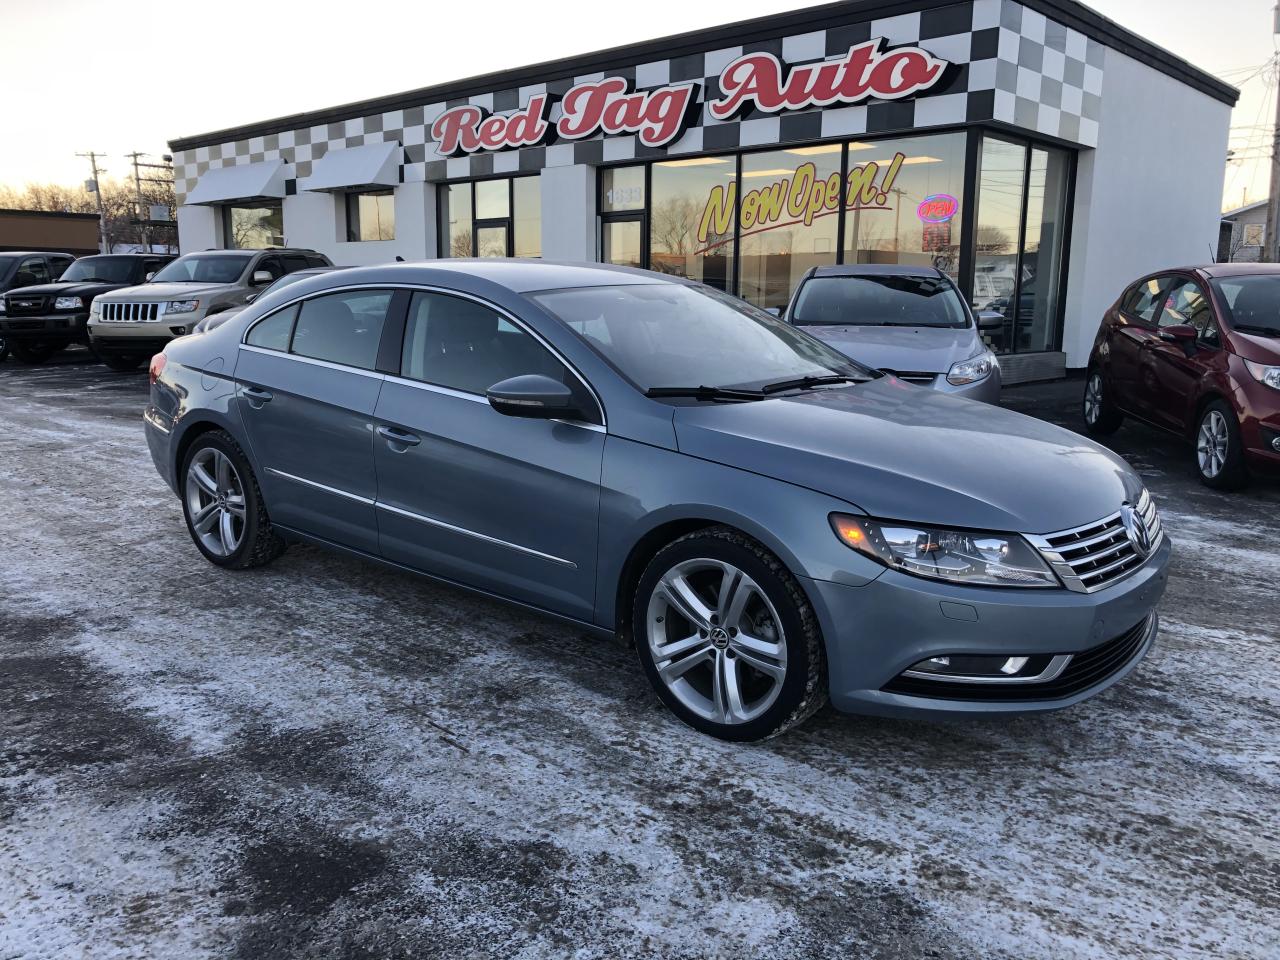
[300,142,400,193]
[186,159,286,205]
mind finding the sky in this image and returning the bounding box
[0,0,1272,212]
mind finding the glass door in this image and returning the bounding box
[475,223,510,258]
[602,219,643,268]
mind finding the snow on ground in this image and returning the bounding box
[1,353,1278,959]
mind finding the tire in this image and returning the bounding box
[1194,400,1249,490]
[8,339,63,365]
[180,430,287,569]
[632,526,827,741]
[98,353,144,372]
[0,337,8,362]
[1082,368,1123,436]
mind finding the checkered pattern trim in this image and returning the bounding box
[173,0,1102,202]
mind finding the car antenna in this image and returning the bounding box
[395,256,405,262]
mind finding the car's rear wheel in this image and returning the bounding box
[633,527,827,741]
[1195,400,1248,490]
[181,430,286,569]
[8,339,63,365]
[1082,368,1123,436]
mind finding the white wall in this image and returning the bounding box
[539,165,596,261]
[1062,49,1233,368]
[280,182,436,265]
[175,204,219,253]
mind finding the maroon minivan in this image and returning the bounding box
[1083,264,1280,489]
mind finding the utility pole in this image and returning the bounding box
[126,152,149,252]
[76,151,109,253]
[1267,3,1280,261]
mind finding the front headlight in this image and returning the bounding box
[947,350,997,386]
[54,296,84,310]
[0,299,6,314]
[166,300,200,314]
[830,514,1058,588]
[1244,359,1280,390]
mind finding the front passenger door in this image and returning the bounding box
[372,290,605,621]
[234,288,402,554]
[1110,276,1170,415]
[1145,278,1220,431]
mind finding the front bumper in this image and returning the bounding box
[803,535,1170,718]
[0,312,88,339]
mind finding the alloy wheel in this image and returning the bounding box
[1083,374,1102,424]
[645,558,787,725]
[1197,410,1229,479]
[185,447,247,557]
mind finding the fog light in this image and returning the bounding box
[903,653,1057,681]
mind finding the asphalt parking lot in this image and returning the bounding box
[1,347,1277,960]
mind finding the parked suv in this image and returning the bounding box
[144,261,1168,742]
[88,248,331,369]
[0,251,77,362]
[782,265,1004,404]
[1084,264,1280,489]
[0,254,175,366]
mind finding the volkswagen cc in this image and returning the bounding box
[144,260,1169,741]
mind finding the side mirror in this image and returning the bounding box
[977,310,1004,330]
[251,269,273,285]
[1158,323,1197,343]
[487,374,583,420]
[145,272,157,281]
[765,306,783,319]
[245,292,259,304]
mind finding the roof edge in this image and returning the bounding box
[168,0,1239,152]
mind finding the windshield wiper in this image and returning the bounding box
[645,385,765,402]
[760,374,867,394]
[1232,323,1280,337]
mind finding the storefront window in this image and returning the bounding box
[438,176,541,258]
[601,166,645,212]
[649,157,734,291]
[602,221,643,268]
[843,133,966,281]
[224,202,283,249]
[345,190,395,242]
[1020,147,1071,352]
[738,147,840,310]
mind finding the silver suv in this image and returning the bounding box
[88,248,330,368]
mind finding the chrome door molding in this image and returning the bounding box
[265,467,376,505]
[375,501,578,568]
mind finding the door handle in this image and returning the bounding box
[377,425,421,447]
[243,386,273,404]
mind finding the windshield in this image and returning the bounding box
[151,254,250,284]
[531,283,867,392]
[791,274,970,328]
[1211,275,1280,335]
[58,256,139,284]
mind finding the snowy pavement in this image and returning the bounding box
[1,350,1277,960]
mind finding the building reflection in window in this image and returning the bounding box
[224,203,284,249]
[649,157,734,290]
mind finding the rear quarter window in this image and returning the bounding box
[245,304,299,351]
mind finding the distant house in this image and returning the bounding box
[1219,200,1267,263]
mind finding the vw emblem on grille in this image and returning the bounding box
[1120,503,1152,558]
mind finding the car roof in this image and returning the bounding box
[809,263,945,279]
[1195,262,1280,279]
[0,251,71,258]
[190,248,318,256]
[330,258,679,294]
[82,252,173,259]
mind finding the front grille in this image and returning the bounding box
[1028,490,1162,593]
[882,616,1153,702]
[4,295,47,315]
[100,301,160,322]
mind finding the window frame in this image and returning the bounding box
[344,188,396,243]
[437,175,540,259]
[1121,274,1174,328]
[222,201,285,250]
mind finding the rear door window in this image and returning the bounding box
[290,290,391,370]
[282,254,310,274]
[1122,277,1170,325]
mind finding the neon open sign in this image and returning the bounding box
[917,194,958,223]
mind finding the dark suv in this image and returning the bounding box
[1083,264,1280,488]
[0,251,77,361]
[0,254,174,365]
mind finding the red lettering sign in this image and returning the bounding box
[708,40,949,120]
[556,78,699,148]
[431,94,552,157]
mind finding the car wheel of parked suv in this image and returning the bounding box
[1082,368,1123,436]
[181,431,287,569]
[8,339,64,365]
[1195,400,1248,490]
[633,527,827,741]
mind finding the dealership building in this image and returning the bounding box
[169,0,1236,381]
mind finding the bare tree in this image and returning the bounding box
[0,176,176,252]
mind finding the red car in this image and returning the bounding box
[1083,263,1280,489]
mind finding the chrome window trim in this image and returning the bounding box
[379,373,606,434]
[239,281,607,429]
[376,501,577,568]
[265,467,376,505]
[903,654,1073,684]
[240,343,386,380]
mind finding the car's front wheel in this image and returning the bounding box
[181,430,287,568]
[1082,368,1123,436]
[633,527,827,741]
[1195,400,1248,490]
[8,339,63,365]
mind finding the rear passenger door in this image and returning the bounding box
[234,287,405,554]
[372,290,605,621]
[1109,276,1170,414]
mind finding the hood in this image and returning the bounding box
[97,281,234,302]
[798,323,983,374]
[672,377,1144,534]
[3,280,130,299]
[1229,329,1280,364]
